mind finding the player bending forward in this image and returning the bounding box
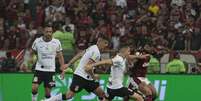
[125,46,157,101]
[86,46,148,101]
[45,36,109,101]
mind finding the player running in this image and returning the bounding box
[45,36,109,101]
[85,46,147,101]
[125,45,157,101]
[31,23,65,101]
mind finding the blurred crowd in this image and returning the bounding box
[0,0,201,73]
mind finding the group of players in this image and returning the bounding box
[31,24,157,101]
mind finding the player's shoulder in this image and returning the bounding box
[34,37,43,43]
[51,38,61,44]
[87,45,99,51]
[113,55,124,62]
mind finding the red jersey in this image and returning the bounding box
[130,56,150,77]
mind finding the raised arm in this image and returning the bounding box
[128,54,150,60]
[85,59,113,80]
[64,50,85,69]
[85,59,113,73]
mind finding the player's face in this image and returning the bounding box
[43,27,53,41]
[121,47,130,57]
[125,47,131,57]
[97,38,109,50]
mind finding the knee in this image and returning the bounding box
[66,91,75,99]
[142,87,152,96]
[135,95,144,101]
[32,85,38,93]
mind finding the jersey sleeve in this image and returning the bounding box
[87,46,100,62]
[112,56,122,67]
[32,39,37,51]
[56,40,62,52]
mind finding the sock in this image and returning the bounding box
[45,95,51,99]
[145,95,152,101]
[32,92,38,101]
[62,94,67,100]
[98,97,104,101]
[48,93,62,101]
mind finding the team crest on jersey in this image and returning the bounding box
[75,85,79,91]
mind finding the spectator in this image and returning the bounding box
[1,51,17,72]
[191,27,201,50]
[115,0,127,8]
[148,55,160,73]
[148,0,160,16]
[53,23,75,51]
[165,52,186,73]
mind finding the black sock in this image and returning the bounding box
[62,94,67,100]
[98,97,104,100]
[45,95,51,99]
[32,91,37,95]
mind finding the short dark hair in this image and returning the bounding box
[44,21,53,28]
[98,34,110,42]
[120,45,130,49]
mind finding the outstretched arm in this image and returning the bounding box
[85,59,113,73]
[64,50,85,69]
[128,54,150,60]
[85,59,113,80]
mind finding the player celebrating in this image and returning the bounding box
[45,36,109,101]
[125,45,157,101]
[31,23,65,101]
[85,46,146,101]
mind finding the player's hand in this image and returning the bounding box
[92,74,100,81]
[60,70,65,80]
[59,64,66,80]
[63,63,70,71]
[141,54,150,58]
[85,65,93,72]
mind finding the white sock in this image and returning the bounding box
[45,93,62,101]
[32,93,38,101]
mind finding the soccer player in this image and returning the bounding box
[31,23,65,101]
[125,47,157,101]
[45,36,109,101]
[85,46,146,101]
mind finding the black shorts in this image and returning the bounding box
[106,87,134,100]
[70,74,100,93]
[32,70,55,88]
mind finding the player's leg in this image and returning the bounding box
[85,79,106,101]
[124,82,142,101]
[44,87,51,99]
[104,87,115,101]
[139,82,153,101]
[44,72,55,99]
[148,84,157,101]
[32,83,39,101]
[117,87,144,101]
[32,71,42,101]
[45,74,82,101]
[130,92,144,101]
[93,86,106,101]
